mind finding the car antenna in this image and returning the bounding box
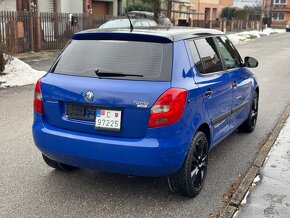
[126,11,134,33]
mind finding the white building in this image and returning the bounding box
[233,0,262,8]
[0,0,16,11]
[0,0,119,16]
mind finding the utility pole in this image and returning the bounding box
[260,0,265,31]
[167,0,172,20]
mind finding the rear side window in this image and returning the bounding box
[187,40,204,74]
[52,40,172,81]
[193,37,224,74]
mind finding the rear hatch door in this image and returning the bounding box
[41,32,173,138]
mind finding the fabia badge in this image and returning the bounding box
[84,91,94,102]
[134,100,149,108]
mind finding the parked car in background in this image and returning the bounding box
[33,27,259,198]
[99,18,157,29]
[128,11,173,26]
[286,20,290,32]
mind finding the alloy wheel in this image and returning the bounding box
[191,138,208,189]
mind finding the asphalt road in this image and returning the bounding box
[1,33,290,218]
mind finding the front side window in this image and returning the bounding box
[194,37,224,74]
[216,36,242,70]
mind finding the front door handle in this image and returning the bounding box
[205,89,213,97]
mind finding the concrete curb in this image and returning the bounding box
[219,103,290,218]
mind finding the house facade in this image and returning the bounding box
[194,0,233,20]
[0,0,120,16]
[264,0,290,25]
[171,0,233,22]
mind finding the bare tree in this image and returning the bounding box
[152,0,161,22]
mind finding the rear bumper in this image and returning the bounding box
[32,114,191,177]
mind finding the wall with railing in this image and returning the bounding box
[0,11,261,53]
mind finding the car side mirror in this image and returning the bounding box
[244,57,258,68]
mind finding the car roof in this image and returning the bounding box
[105,18,155,22]
[73,27,225,42]
[128,11,167,18]
[128,11,154,16]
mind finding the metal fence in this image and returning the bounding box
[0,11,114,53]
[191,19,260,32]
[0,11,261,53]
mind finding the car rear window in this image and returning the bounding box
[51,40,172,81]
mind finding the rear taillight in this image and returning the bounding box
[34,79,43,114]
[148,88,187,128]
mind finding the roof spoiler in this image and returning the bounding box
[72,32,173,43]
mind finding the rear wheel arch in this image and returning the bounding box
[196,123,211,149]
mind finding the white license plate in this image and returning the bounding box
[95,109,122,131]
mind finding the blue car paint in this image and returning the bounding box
[33,30,258,177]
[33,115,191,176]
[171,40,213,145]
[40,73,171,138]
[184,38,258,148]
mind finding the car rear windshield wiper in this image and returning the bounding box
[95,69,143,78]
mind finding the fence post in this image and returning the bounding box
[29,12,35,51]
[209,20,213,29]
[11,12,18,53]
[36,16,41,51]
[223,21,227,33]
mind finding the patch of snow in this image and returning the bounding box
[241,190,250,205]
[0,56,46,88]
[253,175,261,183]
[263,28,285,35]
[227,28,285,45]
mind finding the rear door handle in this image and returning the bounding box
[232,81,238,88]
[205,90,213,97]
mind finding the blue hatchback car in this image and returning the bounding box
[33,28,259,198]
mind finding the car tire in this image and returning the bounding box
[42,154,77,171]
[239,91,259,133]
[168,131,208,198]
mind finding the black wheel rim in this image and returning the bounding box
[250,94,258,127]
[191,138,208,189]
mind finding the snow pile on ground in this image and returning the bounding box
[0,56,46,88]
[228,28,285,45]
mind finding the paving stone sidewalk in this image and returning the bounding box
[236,116,290,218]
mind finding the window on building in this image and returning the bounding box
[48,0,54,12]
[274,0,287,4]
[272,13,285,21]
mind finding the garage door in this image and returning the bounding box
[92,1,109,15]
